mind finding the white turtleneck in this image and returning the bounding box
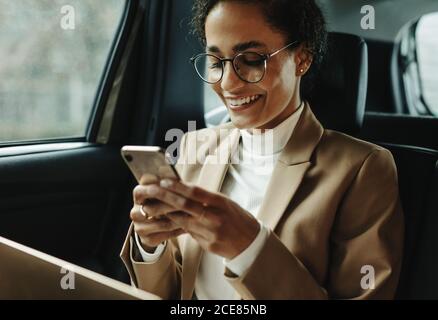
[135,104,304,300]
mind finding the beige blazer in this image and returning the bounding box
[120,103,404,300]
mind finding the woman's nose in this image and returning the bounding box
[220,62,245,91]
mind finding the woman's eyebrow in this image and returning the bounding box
[233,41,267,52]
[206,41,267,54]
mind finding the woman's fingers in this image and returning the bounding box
[160,179,223,207]
[143,229,186,247]
[132,215,180,234]
[166,211,216,239]
[141,200,176,218]
[138,184,209,219]
[130,206,147,222]
[134,179,224,219]
[132,180,224,238]
[133,184,162,205]
[132,174,159,204]
[133,183,179,218]
[132,214,186,248]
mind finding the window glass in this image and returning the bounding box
[0,0,125,143]
[416,12,438,115]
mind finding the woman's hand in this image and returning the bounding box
[133,177,261,260]
[131,175,186,252]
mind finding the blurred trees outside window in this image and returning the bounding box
[0,0,125,142]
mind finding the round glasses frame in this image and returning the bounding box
[190,41,299,84]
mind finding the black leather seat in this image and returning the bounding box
[384,146,438,299]
[306,32,368,136]
[305,33,438,299]
[408,160,438,299]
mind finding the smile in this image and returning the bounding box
[227,95,261,110]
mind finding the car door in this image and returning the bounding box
[0,0,163,283]
[0,0,207,284]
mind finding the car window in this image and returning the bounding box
[398,11,438,116]
[0,0,125,144]
[416,12,438,116]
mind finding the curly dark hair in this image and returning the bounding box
[190,0,328,96]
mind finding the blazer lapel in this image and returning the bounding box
[257,103,324,231]
[230,104,324,301]
[181,128,240,300]
[257,161,311,230]
[181,103,323,299]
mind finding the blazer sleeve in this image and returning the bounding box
[119,133,190,299]
[224,148,404,299]
[120,223,182,299]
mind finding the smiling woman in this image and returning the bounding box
[120,0,404,300]
[192,0,326,130]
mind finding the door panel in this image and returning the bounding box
[0,145,133,279]
[0,0,155,285]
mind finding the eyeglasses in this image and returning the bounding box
[190,41,299,84]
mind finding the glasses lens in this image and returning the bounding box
[193,54,222,84]
[234,52,265,83]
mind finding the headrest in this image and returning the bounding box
[306,32,368,136]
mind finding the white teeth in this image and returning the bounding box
[229,95,260,107]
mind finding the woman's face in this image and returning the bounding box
[205,2,306,130]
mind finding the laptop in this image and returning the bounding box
[0,236,160,300]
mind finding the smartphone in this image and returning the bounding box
[121,146,180,183]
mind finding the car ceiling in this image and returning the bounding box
[318,0,438,41]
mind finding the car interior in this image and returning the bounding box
[0,0,437,299]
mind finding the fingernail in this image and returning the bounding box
[160,179,173,188]
[146,185,159,195]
